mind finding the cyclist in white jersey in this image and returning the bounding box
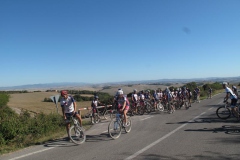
[223,82,239,120]
[60,90,82,139]
[232,85,238,98]
[131,89,139,113]
[139,90,145,107]
[157,89,163,100]
[117,90,130,126]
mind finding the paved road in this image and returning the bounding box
[1,93,240,160]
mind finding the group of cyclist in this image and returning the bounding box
[131,86,203,112]
[59,82,239,140]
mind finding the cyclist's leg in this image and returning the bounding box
[75,112,82,127]
[65,113,72,138]
[123,106,129,125]
[231,99,239,120]
[189,97,192,107]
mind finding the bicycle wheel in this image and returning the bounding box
[124,117,132,133]
[231,108,240,118]
[93,113,100,123]
[184,101,189,109]
[110,110,117,119]
[216,107,231,119]
[103,110,111,120]
[69,125,86,145]
[108,119,122,139]
[145,103,152,114]
[136,105,143,115]
[156,103,164,112]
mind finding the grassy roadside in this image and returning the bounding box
[0,107,93,155]
[200,89,224,100]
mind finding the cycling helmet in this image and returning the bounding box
[117,90,123,95]
[61,90,68,96]
[232,85,237,89]
[94,96,99,99]
[133,89,137,92]
[222,82,228,86]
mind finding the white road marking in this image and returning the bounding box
[9,147,54,160]
[102,130,109,133]
[208,107,213,110]
[141,116,154,121]
[124,112,206,160]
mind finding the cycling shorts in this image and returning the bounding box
[118,106,129,111]
[231,99,238,108]
[65,112,78,120]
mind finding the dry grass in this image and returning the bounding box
[7,83,183,115]
[8,92,92,115]
[101,84,184,95]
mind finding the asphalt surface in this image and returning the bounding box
[1,93,240,160]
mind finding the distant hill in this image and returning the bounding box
[0,76,239,91]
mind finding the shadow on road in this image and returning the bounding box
[43,137,80,148]
[184,125,240,139]
[126,151,240,160]
[86,133,112,142]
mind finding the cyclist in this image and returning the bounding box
[113,88,122,108]
[139,90,145,107]
[144,90,151,100]
[193,89,197,102]
[157,89,163,101]
[165,87,175,113]
[187,88,192,107]
[91,96,103,123]
[60,90,82,139]
[131,89,139,113]
[195,87,201,103]
[222,82,239,120]
[181,87,189,109]
[232,85,238,98]
[117,90,129,126]
[152,90,159,110]
[208,87,212,99]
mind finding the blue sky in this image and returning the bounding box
[0,0,240,87]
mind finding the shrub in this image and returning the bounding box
[0,93,10,107]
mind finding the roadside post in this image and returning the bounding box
[50,95,60,113]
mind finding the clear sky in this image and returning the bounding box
[0,0,240,87]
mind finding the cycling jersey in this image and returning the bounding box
[140,94,145,100]
[91,100,98,108]
[60,96,75,113]
[225,87,237,100]
[118,96,130,111]
[153,93,159,100]
[132,93,138,102]
[144,93,151,100]
[157,92,163,99]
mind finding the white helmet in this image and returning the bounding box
[222,82,228,86]
[117,90,123,95]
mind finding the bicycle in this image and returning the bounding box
[181,99,190,110]
[108,112,132,139]
[66,114,86,145]
[92,105,112,123]
[155,100,164,112]
[216,101,240,120]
